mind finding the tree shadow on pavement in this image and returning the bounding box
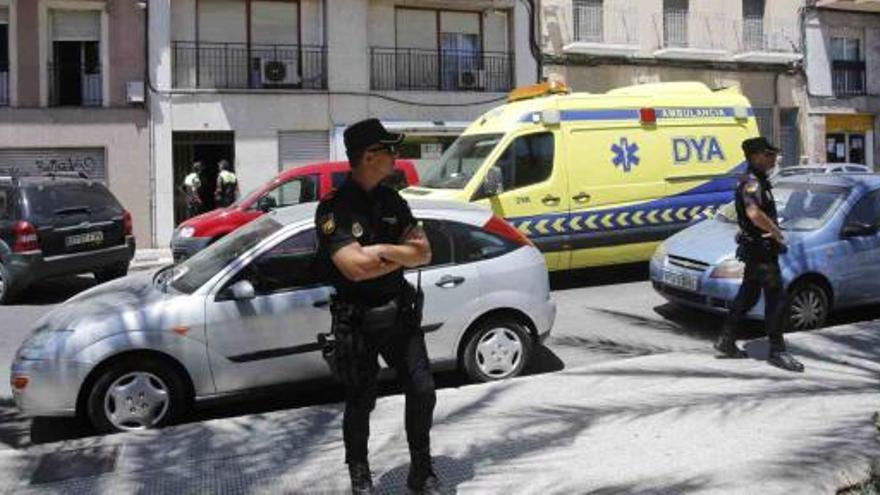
[376,455,475,494]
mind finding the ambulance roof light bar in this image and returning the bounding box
[508,75,571,103]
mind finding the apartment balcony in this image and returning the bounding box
[370,47,513,93]
[171,42,327,90]
[832,60,866,96]
[0,64,8,106]
[653,11,731,61]
[733,18,802,64]
[48,62,102,107]
[563,6,640,58]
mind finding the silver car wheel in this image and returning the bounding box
[475,327,523,379]
[104,371,170,431]
[790,286,826,330]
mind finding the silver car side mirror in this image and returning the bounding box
[482,166,504,197]
[230,280,256,300]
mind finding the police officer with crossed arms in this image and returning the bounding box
[316,119,445,494]
[714,137,804,372]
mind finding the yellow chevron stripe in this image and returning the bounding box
[535,219,550,235]
[552,217,566,233]
[617,211,630,227]
[631,210,645,226]
[661,209,674,223]
[569,216,583,231]
[601,214,614,228]
[584,214,599,230]
[647,210,660,224]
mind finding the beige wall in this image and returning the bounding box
[108,0,145,107]
[541,0,805,55]
[0,109,151,244]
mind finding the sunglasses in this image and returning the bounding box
[365,144,399,156]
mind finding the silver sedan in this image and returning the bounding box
[11,200,555,432]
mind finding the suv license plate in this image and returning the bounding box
[662,270,699,292]
[66,231,104,247]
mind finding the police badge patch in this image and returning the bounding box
[352,222,364,238]
[745,181,759,194]
[321,215,336,235]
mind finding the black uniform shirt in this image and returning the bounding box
[734,165,778,239]
[315,178,417,306]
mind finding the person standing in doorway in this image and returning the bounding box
[316,119,444,494]
[215,159,239,208]
[182,161,204,218]
[714,137,804,372]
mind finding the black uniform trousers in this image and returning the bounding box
[343,321,436,465]
[722,255,787,353]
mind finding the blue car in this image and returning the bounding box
[650,173,880,331]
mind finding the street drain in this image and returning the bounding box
[30,445,120,485]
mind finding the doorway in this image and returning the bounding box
[826,133,866,164]
[172,132,235,226]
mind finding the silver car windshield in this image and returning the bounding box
[717,183,849,231]
[420,133,502,189]
[169,216,284,294]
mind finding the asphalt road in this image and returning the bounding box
[1,265,879,450]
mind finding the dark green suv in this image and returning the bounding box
[0,173,135,304]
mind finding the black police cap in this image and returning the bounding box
[742,137,779,156]
[343,118,405,156]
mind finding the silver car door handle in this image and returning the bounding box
[435,275,465,288]
[573,192,591,203]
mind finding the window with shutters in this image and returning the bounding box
[49,10,102,107]
[831,35,866,96]
[171,0,326,90]
[0,7,8,107]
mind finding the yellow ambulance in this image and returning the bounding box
[403,80,760,271]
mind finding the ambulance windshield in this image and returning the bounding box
[421,133,503,189]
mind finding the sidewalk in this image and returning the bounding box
[3,323,880,494]
[130,248,173,272]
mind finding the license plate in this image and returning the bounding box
[662,269,700,292]
[65,231,104,247]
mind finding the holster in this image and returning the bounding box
[321,299,368,387]
[400,282,424,332]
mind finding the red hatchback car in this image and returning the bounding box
[171,160,419,261]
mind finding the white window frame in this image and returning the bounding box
[0,0,16,106]
[39,0,109,108]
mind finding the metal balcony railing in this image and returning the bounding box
[172,42,327,90]
[655,11,730,51]
[0,64,8,106]
[738,18,800,53]
[48,62,102,107]
[572,3,639,46]
[832,61,866,96]
[370,47,513,92]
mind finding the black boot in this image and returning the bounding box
[348,462,375,495]
[407,457,446,495]
[769,351,804,373]
[714,336,747,359]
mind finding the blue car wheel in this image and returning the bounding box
[788,281,830,331]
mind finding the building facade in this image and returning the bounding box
[148,0,536,247]
[540,0,806,167]
[804,0,880,168]
[0,0,151,244]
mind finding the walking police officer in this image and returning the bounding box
[714,137,804,372]
[316,119,445,494]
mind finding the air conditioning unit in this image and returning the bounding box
[458,69,486,90]
[261,59,301,86]
[126,81,145,104]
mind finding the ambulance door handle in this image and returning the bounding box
[573,192,591,203]
[542,194,561,205]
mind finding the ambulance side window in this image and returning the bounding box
[496,132,554,191]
